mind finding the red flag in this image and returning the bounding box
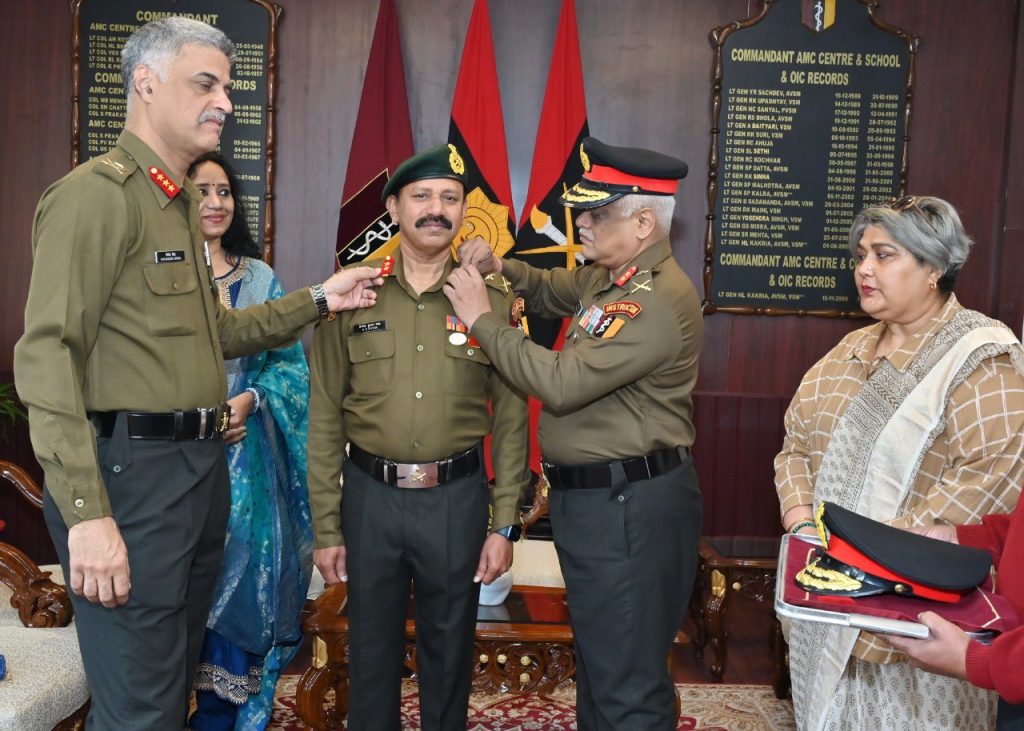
[335,0,413,268]
[448,0,517,257]
[514,0,589,472]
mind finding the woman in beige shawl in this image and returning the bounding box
[775,196,1024,730]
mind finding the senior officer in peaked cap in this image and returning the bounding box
[307,144,530,730]
[444,137,704,730]
[13,17,382,728]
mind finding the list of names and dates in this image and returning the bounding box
[709,0,914,314]
[76,1,272,247]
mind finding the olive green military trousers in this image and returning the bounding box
[43,414,230,730]
[549,450,702,731]
[340,455,489,731]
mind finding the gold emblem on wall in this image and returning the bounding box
[452,187,515,258]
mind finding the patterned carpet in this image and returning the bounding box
[268,675,796,730]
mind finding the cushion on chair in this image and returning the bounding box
[0,563,89,730]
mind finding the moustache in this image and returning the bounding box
[199,110,227,125]
[415,215,453,230]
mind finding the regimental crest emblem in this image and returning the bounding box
[801,0,836,33]
[579,142,591,172]
[448,144,466,175]
[453,187,515,258]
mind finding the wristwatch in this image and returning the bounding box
[309,283,335,321]
[492,524,522,542]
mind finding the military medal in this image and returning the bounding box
[446,314,469,344]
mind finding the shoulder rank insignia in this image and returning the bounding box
[603,301,642,319]
[614,265,638,287]
[379,254,395,276]
[100,158,129,176]
[148,166,180,199]
[626,270,651,292]
[484,271,512,293]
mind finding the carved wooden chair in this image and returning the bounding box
[0,460,89,729]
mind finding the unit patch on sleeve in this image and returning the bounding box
[603,300,642,319]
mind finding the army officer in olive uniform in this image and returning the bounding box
[308,144,530,731]
[13,18,381,729]
[444,138,703,730]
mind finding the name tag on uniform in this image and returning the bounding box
[155,250,186,263]
[353,320,387,334]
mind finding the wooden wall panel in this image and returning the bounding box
[1,0,1022,554]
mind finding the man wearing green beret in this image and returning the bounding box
[444,137,703,730]
[307,143,530,730]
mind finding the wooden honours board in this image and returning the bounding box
[71,0,282,261]
[704,0,918,317]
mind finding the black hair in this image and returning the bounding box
[187,151,262,260]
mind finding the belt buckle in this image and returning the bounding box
[395,462,439,488]
[217,403,231,432]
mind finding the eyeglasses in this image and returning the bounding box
[887,194,938,233]
[889,195,919,212]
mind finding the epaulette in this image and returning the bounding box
[483,271,513,295]
[91,150,139,186]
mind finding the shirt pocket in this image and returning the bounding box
[347,329,396,395]
[141,262,198,336]
[444,340,491,395]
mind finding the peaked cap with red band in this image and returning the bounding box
[558,137,688,210]
[796,502,992,603]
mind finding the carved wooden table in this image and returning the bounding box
[297,583,576,730]
[688,535,789,698]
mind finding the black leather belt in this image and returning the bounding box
[349,442,480,489]
[88,406,229,441]
[544,447,687,490]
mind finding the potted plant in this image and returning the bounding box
[0,382,26,443]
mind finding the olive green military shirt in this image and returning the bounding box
[470,238,702,465]
[307,251,530,548]
[14,131,319,527]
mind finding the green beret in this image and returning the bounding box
[381,143,467,202]
[559,137,688,210]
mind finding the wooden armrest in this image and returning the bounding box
[0,460,71,626]
[0,541,73,628]
[1,459,43,510]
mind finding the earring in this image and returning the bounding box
[929,280,937,290]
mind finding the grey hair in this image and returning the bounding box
[847,196,973,293]
[615,193,675,235]
[121,17,235,110]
